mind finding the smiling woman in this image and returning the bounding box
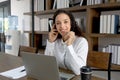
[45,9,88,75]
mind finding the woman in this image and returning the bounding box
[45,9,88,75]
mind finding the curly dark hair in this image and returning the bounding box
[53,9,84,38]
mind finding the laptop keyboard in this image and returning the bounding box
[61,77,68,80]
[59,72,75,80]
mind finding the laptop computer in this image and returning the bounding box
[21,52,74,80]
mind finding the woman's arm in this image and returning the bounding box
[65,37,88,75]
[44,40,55,56]
[45,24,58,56]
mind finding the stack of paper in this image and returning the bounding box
[0,66,26,79]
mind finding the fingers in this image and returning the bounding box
[63,31,75,46]
[63,33,69,41]
[49,32,58,42]
[52,31,58,36]
[48,26,58,42]
[63,31,74,40]
[50,24,58,36]
[51,24,58,32]
[52,24,56,29]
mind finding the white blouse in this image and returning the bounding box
[45,36,88,75]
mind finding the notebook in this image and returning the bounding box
[21,52,74,80]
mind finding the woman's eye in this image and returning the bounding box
[56,23,60,25]
[64,21,68,24]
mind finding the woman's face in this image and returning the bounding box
[55,13,71,37]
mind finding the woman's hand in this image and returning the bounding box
[63,31,75,46]
[48,25,58,43]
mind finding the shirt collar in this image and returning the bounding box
[61,39,66,45]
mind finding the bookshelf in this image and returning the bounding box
[24,1,120,71]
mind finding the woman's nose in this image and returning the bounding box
[60,23,65,29]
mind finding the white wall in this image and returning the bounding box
[10,0,31,46]
[0,0,7,3]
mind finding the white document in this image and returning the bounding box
[0,66,26,79]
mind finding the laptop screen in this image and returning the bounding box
[21,52,75,80]
[21,52,61,80]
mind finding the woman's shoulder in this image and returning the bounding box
[75,36,88,43]
[76,36,87,40]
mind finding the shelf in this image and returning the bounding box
[23,5,87,15]
[89,33,120,38]
[23,2,120,16]
[90,2,120,10]
[23,12,37,15]
[35,6,87,15]
[24,31,49,34]
[111,64,120,71]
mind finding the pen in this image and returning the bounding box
[21,69,25,72]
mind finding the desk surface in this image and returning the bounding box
[0,52,106,80]
[0,53,27,80]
